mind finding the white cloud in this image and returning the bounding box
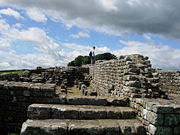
[0,8,23,19]
[0,19,67,70]
[62,43,111,62]
[1,0,180,39]
[63,43,91,51]
[70,31,90,38]
[26,8,47,23]
[113,40,180,70]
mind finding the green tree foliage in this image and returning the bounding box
[68,52,117,66]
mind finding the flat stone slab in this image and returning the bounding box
[28,104,136,120]
[21,119,68,135]
[27,104,53,119]
[21,119,145,135]
[66,95,128,106]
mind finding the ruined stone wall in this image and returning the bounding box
[158,70,180,94]
[0,81,63,134]
[90,54,163,98]
[0,67,89,86]
[130,98,180,135]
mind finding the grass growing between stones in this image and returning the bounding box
[67,87,81,95]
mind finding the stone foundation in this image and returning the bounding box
[130,98,180,135]
[0,81,59,134]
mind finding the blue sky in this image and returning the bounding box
[0,0,180,70]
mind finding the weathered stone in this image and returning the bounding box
[118,120,145,135]
[148,124,172,135]
[164,114,178,126]
[67,96,107,106]
[107,97,128,106]
[79,107,106,119]
[120,107,136,119]
[21,119,68,135]
[174,127,180,135]
[145,111,164,125]
[27,104,53,119]
[68,120,100,135]
[52,105,79,119]
[99,120,120,135]
[106,108,122,119]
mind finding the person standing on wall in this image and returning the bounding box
[89,46,96,65]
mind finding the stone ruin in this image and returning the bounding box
[0,54,179,135]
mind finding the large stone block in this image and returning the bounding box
[68,120,100,135]
[148,124,172,135]
[164,114,179,126]
[99,120,120,135]
[27,104,53,119]
[21,119,68,135]
[52,105,79,119]
[174,127,180,135]
[79,107,106,119]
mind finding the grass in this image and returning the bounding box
[67,86,81,95]
[8,133,19,135]
[0,70,25,74]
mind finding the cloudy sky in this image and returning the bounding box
[0,0,180,70]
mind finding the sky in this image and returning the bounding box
[0,0,180,70]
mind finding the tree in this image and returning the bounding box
[68,52,117,66]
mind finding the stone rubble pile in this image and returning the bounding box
[0,67,89,86]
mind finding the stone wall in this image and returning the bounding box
[130,98,180,135]
[0,81,63,134]
[158,70,180,94]
[0,67,89,86]
[90,54,164,98]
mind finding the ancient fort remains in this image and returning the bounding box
[0,54,180,135]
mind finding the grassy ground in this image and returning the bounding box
[67,86,81,95]
[0,70,25,74]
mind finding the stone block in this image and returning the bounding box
[99,120,120,135]
[120,107,136,119]
[148,124,172,135]
[174,127,180,135]
[106,108,122,119]
[79,107,106,119]
[118,120,145,135]
[67,96,107,106]
[125,81,141,88]
[27,104,53,119]
[52,105,79,119]
[21,119,68,135]
[68,120,100,135]
[146,111,164,125]
[164,114,179,126]
[52,95,66,104]
[107,97,128,106]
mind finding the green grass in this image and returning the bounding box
[8,133,19,135]
[0,70,25,74]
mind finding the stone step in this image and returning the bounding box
[28,104,136,120]
[21,119,145,135]
[66,95,128,106]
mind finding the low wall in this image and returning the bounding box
[0,81,63,134]
[90,54,164,98]
[0,67,89,86]
[158,70,180,94]
[130,98,180,135]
